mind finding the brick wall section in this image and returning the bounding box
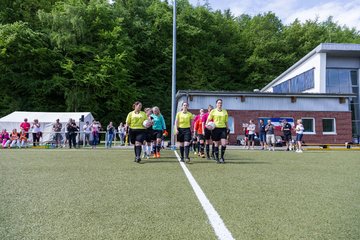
[191,110,352,144]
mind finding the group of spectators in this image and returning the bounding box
[0,118,42,148]
[242,118,304,152]
[0,117,129,149]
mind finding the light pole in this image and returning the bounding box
[171,0,177,149]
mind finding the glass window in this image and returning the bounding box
[326,69,356,93]
[326,69,338,86]
[228,116,234,134]
[302,118,315,134]
[273,68,314,93]
[322,118,336,134]
[351,70,358,86]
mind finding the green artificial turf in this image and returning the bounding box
[187,150,360,240]
[0,149,359,240]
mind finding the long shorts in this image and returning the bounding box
[177,128,191,142]
[129,129,146,144]
[266,134,275,145]
[211,128,227,141]
[259,133,266,142]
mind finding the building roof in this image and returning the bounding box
[176,90,355,99]
[0,111,93,123]
[261,43,360,92]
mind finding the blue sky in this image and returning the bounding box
[188,0,360,30]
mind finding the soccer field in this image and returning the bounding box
[0,149,359,240]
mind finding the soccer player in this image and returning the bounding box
[174,102,194,163]
[281,119,293,151]
[194,109,205,158]
[202,105,214,159]
[126,101,148,163]
[206,99,228,164]
[192,112,200,155]
[151,106,166,158]
[143,108,154,159]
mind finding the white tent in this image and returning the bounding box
[0,111,94,143]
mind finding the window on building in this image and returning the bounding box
[273,68,314,93]
[302,118,315,134]
[322,118,336,134]
[228,116,234,134]
[326,69,354,93]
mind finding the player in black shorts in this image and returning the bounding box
[126,101,148,163]
[174,102,194,163]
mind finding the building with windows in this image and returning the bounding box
[262,43,360,142]
[176,90,353,144]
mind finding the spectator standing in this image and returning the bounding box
[52,119,63,148]
[265,119,275,151]
[118,122,126,146]
[247,120,256,150]
[259,119,267,150]
[91,120,101,149]
[20,118,30,139]
[82,121,91,147]
[106,122,115,148]
[31,119,41,146]
[67,119,78,149]
[281,119,293,151]
[295,119,304,153]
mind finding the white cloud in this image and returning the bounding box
[188,0,360,30]
[283,1,360,30]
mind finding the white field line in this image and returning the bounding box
[174,151,235,240]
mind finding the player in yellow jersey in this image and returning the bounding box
[126,101,148,163]
[206,99,228,164]
[174,102,194,163]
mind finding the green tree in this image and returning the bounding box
[38,0,138,123]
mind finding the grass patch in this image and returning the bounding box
[188,150,360,239]
[1,149,359,239]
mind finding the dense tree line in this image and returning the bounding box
[1,0,360,127]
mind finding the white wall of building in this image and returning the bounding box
[177,95,349,112]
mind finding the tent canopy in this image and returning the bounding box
[0,111,94,142]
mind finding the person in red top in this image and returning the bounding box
[20,118,30,138]
[202,105,214,159]
[191,113,200,155]
[194,109,205,158]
